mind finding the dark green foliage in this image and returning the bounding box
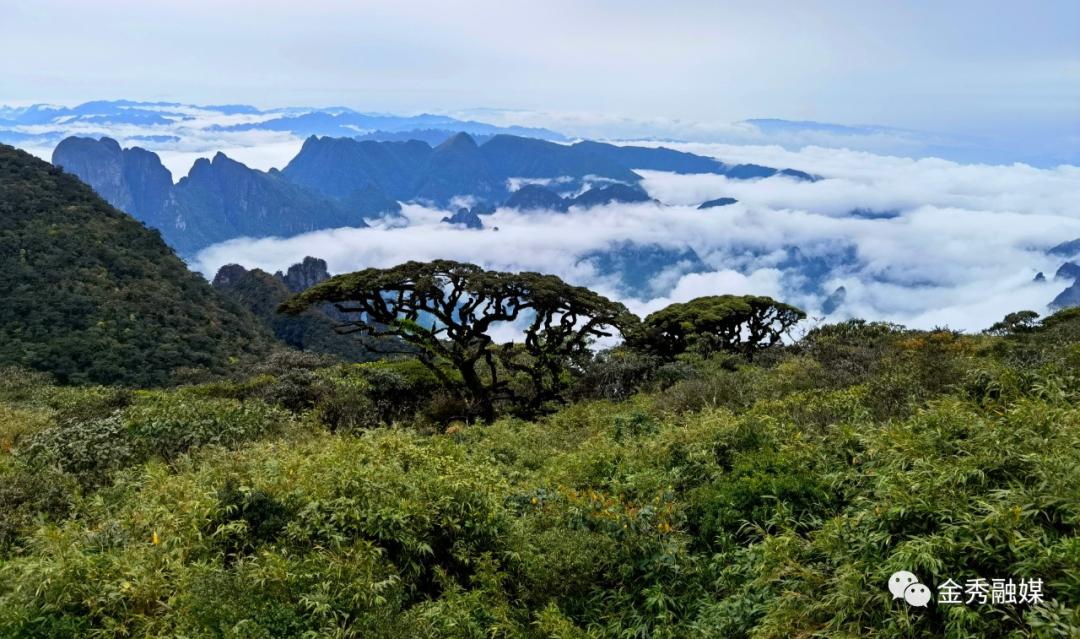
[796,318,906,388]
[631,294,806,360]
[282,260,637,420]
[358,359,446,425]
[209,479,294,562]
[0,144,273,386]
[995,307,1080,370]
[0,461,75,554]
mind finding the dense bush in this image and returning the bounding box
[122,395,292,461]
[0,316,1078,637]
[572,347,664,401]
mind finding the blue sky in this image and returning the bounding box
[2,0,1077,163]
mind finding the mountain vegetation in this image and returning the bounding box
[1,287,1077,636]
[281,260,635,420]
[0,143,273,386]
[630,295,807,361]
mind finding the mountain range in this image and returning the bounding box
[52,137,383,256]
[0,100,567,148]
[51,132,814,256]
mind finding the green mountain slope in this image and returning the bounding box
[0,144,273,385]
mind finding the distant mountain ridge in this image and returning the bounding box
[52,131,815,255]
[0,100,568,148]
[1043,239,1080,312]
[53,137,390,256]
[283,132,815,207]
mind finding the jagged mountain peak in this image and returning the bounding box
[436,131,479,151]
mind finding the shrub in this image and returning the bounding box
[246,348,339,377]
[573,348,662,401]
[314,377,378,433]
[0,404,52,454]
[45,384,133,423]
[359,359,444,424]
[20,415,135,487]
[259,368,327,411]
[0,366,53,404]
[0,460,75,554]
[124,395,290,461]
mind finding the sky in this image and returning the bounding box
[2,0,1078,160]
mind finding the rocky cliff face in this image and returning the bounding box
[52,136,140,213]
[54,133,811,255]
[1055,262,1080,281]
[282,133,811,210]
[1051,280,1080,310]
[276,256,332,293]
[1043,242,1080,311]
[441,207,485,229]
[163,152,366,254]
[53,138,374,256]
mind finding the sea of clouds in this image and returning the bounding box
[11,103,1077,332]
[192,142,1080,333]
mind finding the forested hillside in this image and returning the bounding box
[0,144,274,385]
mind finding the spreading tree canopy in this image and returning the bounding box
[984,310,1040,336]
[280,260,636,420]
[630,294,805,360]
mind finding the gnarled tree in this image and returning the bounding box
[630,295,805,361]
[279,260,636,420]
[984,310,1040,336]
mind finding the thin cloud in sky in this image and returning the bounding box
[1,1,1077,164]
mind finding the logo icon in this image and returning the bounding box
[904,583,932,607]
[889,571,931,607]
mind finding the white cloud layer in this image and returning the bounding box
[192,143,1080,334]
